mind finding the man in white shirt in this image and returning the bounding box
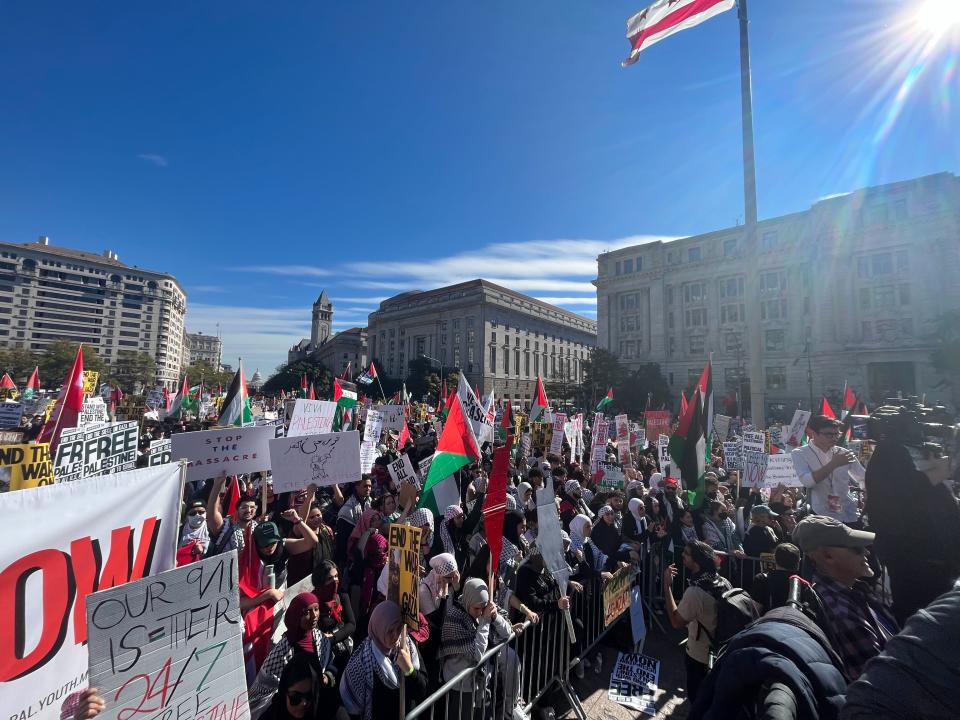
[791,415,864,524]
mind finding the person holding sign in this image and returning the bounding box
[340,601,427,720]
[791,415,865,524]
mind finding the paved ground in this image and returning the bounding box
[555,621,691,720]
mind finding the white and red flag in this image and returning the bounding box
[623,0,735,66]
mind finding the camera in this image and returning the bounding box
[863,396,958,457]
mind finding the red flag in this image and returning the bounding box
[842,384,856,412]
[858,401,868,415]
[441,380,448,402]
[239,526,276,671]
[0,373,16,390]
[162,386,171,410]
[398,420,411,448]
[37,345,85,452]
[308,383,316,401]
[483,441,511,581]
[821,397,836,419]
[223,475,242,518]
[300,373,309,398]
[26,366,40,392]
[341,361,352,380]
[680,390,688,416]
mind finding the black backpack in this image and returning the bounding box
[698,578,761,654]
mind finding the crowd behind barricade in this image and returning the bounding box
[56,396,960,720]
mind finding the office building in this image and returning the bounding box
[185,331,223,370]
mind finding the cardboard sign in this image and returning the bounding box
[417,453,434,480]
[286,399,338,437]
[742,431,767,488]
[549,412,567,455]
[0,401,24,428]
[54,421,139,483]
[0,463,182,719]
[590,416,609,475]
[82,370,99,395]
[387,523,422,631]
[632,426,647,450]
[608,652,660,715]
[374,404,406,432]
[149,438,172,466]
[658,435,671,471]
[0,442,55,491]
[763,452,803,488]
[457,375,494,445]
[0,429,24,444]
[598,460,626,489]
[785,410,811,448]
[713,413,732,441]
[644,410,671,442]
[79,398,108,427]
[171,425,274,483]
[615,414,631,465]
[603,565,633,626]
[388,453,417,487]
[86,552,248,720]
[535,480,570,597]
[269,430,362,493]
[723,441,743,471]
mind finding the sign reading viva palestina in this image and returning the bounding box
[86,552,248,720]
[171,425,275,483]
[0,463,183,720]
[287,399,337,437]
[54,421,139,483]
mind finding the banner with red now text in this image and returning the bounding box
[0,463,184,719]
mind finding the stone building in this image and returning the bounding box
[366,279,596,405]
[595,172,960,420]
[184,331,223,370]
[308,326,368,379]
[0,236,187,388]
[288,291,334,363]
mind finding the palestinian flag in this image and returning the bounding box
[840,382,857,419]
[596,388,614,413]
[357,362,378,386]
[419,395,480,516]
[22,367,40,400]
[668,386,706,507]
[308,383,316,401]
[397,419,411,448]
[0,373,17,398]
[218,363,253,427]
[441,384,456,422]
[695,359,713,449]
[680,390,688,416]
[498,399,513,444]
[162,385,171,411]
[37,345,85,453]
[183,384,203,415]
[300,373,310,399]
[332,378,358,431]
[164,377,190,420]
[821,397,836,419]
[530,376,549,423]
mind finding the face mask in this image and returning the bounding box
[187,514,205,529]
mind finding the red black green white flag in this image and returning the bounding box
[23,366,40,401]
[218,363,253,427]
[668,385,706,506]
[357,362,378,385]
[164,376,190,420]
[419,394,480,516]
[530,376,549,423]
[596,388,613,413]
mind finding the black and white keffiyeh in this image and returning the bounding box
[248,629,332,712]
[340,635,421,720]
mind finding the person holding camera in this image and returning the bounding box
[791,415,865,525]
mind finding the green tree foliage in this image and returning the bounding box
[37,341,108,387]
[0,348,41,385]
[180,359,234,391]
[112,351,159,392]
[261,358,332,397]
[580,348,670,416]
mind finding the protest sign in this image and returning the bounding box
[520,433,531,460]
[768,425,784,450]
[658,435,671,472]
[615,414,631,465]
[630,585,647,648]
[785,409,811,447]
[387,523,422,631]
[608,652,660,715]
[0,401,24,428]
[590,416,608,475]
[742,431,767,488]
[82,370,99,396]
[0,442,55,491]
[644,410,671,442]
[149,438,172,466]
[78,398,108,427]
[598,460,625,489]
[632,426,647,450]
[417,453,434,481]
[0,429,24,444]
[375,404,406,432]
[713,413,732,441]
[171,425,274,483]
[723,441,743,471]
[457,376,494,445]
[549,412,567,455]
[54,421,139,483]
[388,453,417,487]
[603,565,633,626]
[269,430,362,493]
[86,552,247,720]
[363,409,383,443]
[764,452,803,488]
[0,463,182,719]
[287,399,337,437]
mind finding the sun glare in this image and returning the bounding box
[913,0,960,38]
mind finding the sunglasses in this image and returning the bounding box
[187,510,205,516]
[287,691,312,707]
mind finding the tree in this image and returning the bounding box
[180,360,233,391]
[38,341,108,387]
[617,363,671,415]
[581,348,628,409]
[112,351,158,392]
[261,358,332,397]
[930,311,960,409]
[0,348,40,386]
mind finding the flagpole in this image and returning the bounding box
[376,375,387,402]
[737,0,765,429]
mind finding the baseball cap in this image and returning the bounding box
[751,504,779,517]
[792,515,875,552]
[253,522,283,548]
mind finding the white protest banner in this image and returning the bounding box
[86,551,247,720]
[785,409,811,448]
[713,413,732,441]
[520,433,532,460]
[630,585,647,648]
[608,652,660,715]
[658,435,671,471]
[599,461,626,489]
[171,425,274,483]
[723,441,743,471]
[0,463,182,720]
[54,421,139,483]
[269,430,362,493]
[287,399,338,437]
[149,438,172,466]
[388,453,417,487]
[78,398,108,428]
[417,453,434,481]
[457,375,493,445]
[536,480,575,642]
[742,431,767,488]
[549,412,567,455]
[763,452,803,488]
[632,425,647,450]
[615,414,630,465]
[590,416,608,475]
[375,404,406,432]
[0,401,24,429]
[364,409,383,443]
[769,425,784,449]
[563,422,577,453]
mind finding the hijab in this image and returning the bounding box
[313,563,342,624]
[461,577,489,609]
[368,600,404,655]
[568,514,592,554]
[628,497,645,523]
[284,592,319,655]
[348,508,381,556]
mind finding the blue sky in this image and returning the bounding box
[1,1,957,375]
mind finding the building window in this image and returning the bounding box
[514,349,520,375]
[668,336,676,356]
[723,238,739,257]
[760,299,788,320]
[491,332,497,343]
[620,293,639,310]
[620,315,639,332]
[666,286,674,305]
[534,353,539,375]
[467,317,475,328]
[724,367,743,390]
[766,367,787,390]
[524,352,530,376]
[719,277,745,299]
[453,348,461,367]
[615,261,622,275]
[453,319,460,329]
[685,308,707,327]
[635,257,643,271]
[720,303,745,324]
[893,198,908,221]
[619,341,636,359]
[765,329,785,351]
[667,312,674,330]
[504,349,509,374]
[688,335,705,355]
[515,336,520,347]
[683,282,707,303]
[623,258,633,273]
[454,333,461,346]
[759,271,787,293]
[688,247,701,262]
[761,231,779,250]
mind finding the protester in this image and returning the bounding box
[312,560,356,675]
[748,542,801,612]
[791,415,865,524]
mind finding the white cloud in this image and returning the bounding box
[230,265,332,277]
[189,284,226,293]
[137,153,168,167]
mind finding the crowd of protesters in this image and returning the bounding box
[61,400,960,720]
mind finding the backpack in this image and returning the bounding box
[697,578,761,656]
